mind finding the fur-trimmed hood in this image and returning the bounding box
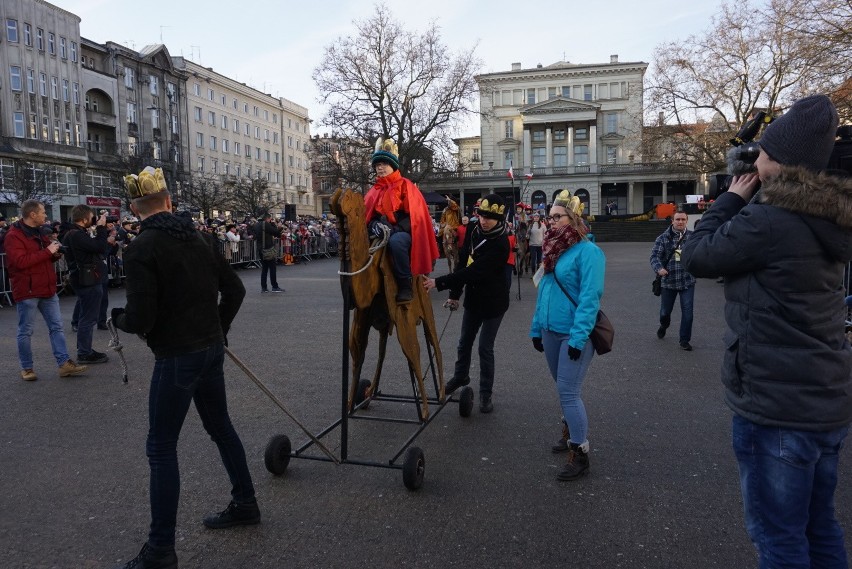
[759,165,852,262]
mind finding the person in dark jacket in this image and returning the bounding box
[682,95,852,568]
[61,205,111,364]
[424,193,510,413]
[112,168,259,569]
[649,210,695,350]
[5,200,87,380]
[255,211,283,293]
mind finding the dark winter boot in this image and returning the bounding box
[114,542,178,569]
[395,277,413,303]
[556,442,590,481]
[551,418,570,453]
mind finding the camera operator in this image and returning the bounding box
[62,205,111,364]
[682,95,852,567]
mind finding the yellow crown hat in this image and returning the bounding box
[476,193,506,220]
[124,166,167,199]
[553,190,584,216]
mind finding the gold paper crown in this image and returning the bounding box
[124,166,167,199]
[553,190,584,215]
[374,137,398,157]
[478,197,505,216]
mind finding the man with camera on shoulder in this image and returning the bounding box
[683,95,852,568]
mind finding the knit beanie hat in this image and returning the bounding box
[476,193,506,220]
[371,137,400,171]
[758,95,838,172]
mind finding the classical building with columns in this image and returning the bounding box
[425,56,699,217]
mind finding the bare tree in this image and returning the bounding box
[312,5,482,185]
[181,174,231,219]
[646,0,851,173]
[225,177,282,218]
[0,159,54,207]
[308,135,373,194]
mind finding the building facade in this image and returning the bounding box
[425,56,699,216]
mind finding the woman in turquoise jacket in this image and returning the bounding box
[530,190,605,481]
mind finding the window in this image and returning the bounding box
[73,83,79,104]
[127,102,137,123]
[232,98,237,109]
[9,66,22,91]
[41,117,48,140]
[64,121,71,145]
[59,37,66,59]
[246,167,252,178]
[7,19,19,43]
[264,110,269,120]
[13,112,25,137]
[196,132,204,147]
[296,139,301,150]
[553,146,567,167]
[125,67,134,88]
[244,123,250,136]
[53,119,60,143]
[584,84,592,101]
[273,113,278,124]
[288,155,294,167]
[208,111,216,126]
[50,76,58,99]
[575,127,588,140]
[197,156,204,171]
[167,82,176,97]
[610,82,622,99]
[504,151,514,168]
[224,162,230,175]
[193,106,202,121]
[210,136,217,151]
[24,23,31,46]
[526,88,535,105]
[574,144,589,165]
[221,94,226,106]
[287,136,293,147]
[221,114,228,129]
[504,120,513,139]
[235,165,241,177]
[562,86,571,98]
[255,147,261,160]
[62,79,69,101]
[74,124,81,147]
[149,75,158,95]
[150,108,159,129]
[211,159,217,173]
[554,128,566,141]
[193,83,200,96]
[255,126,260,139]
[171,114,178,134]
[274,152,280,165]
[532,131,544,142]
[253,105,259,116]
[70,41,77,62]
[233,119,239,132]
[222,139,229,153]
[605,113,618,134]
[243,102,248,113]
[287,118,292,128]
[548,87,557,100]
[234,142,240,155]
[273,132,279,144]
[472,148,480,163]
[606,146,618,164]
[598,83,609,99]
[531,147,546,168]
[245,145,251,158]
[36,28,44,51]
[27,69,34,93]
[48,32,55,54]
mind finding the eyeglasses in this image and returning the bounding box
[546,213,567,222]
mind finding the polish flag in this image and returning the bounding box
[507,166,514,180]
[525,172,534,180]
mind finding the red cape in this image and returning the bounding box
[364,170,439,275]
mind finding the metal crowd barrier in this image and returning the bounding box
[218,235,334,266]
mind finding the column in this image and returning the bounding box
[628,181,634,215]
[662,180,668,203]
[523,128,532,171]
[589,125,597,172]
[545,127,552,169]
[567,125,574,166]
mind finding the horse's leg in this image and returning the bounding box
[371,326,388,397]
[348,307,371,411]
[416,280,445,401]
[394,290,429,419]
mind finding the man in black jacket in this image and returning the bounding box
[255,211,283,293]
[112,170,259,569]
[62,205,110,363]
[424,193,510,413]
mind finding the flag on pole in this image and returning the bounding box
[525,171,533,180]
[507,166,514,180]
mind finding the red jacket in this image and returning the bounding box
[364,170,439,275]
[5,221,59,301]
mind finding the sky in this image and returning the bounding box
[58,0,722,136]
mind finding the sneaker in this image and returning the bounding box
[479,394,494,414]
[261,289,269,293]
[656,326,666,339]
[203,500,261,529]
[115,542,177,569]
[552,418,570,453]
[21,369,38,381]
[557,443,590,481]
[78,350,109,364]
[444,375,470,396]
[58,360,87,377]
[270,287,285,293]
[680,342,693,351]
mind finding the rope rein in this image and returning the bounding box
[337,223,390,277]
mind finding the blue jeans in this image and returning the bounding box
[529,245,543,273]
[16,294,70,369]
[260,259,279,291]
[388,231,412,279]
[732,415,849,569]
[452,309,505,396]
[147,342,256,547]
[541,331,595,445]
[74,284,102,357]
[659,285,694,343]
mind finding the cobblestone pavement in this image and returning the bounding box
[1,242,849,568]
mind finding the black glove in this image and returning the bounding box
[532,337,544,352]
[222,325,230,347]
[568,346,582,361]
[368,220,385,240]
[110,307,125,330]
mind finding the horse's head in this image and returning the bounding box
[331,188,378,308]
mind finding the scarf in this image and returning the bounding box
[541,223,586,273]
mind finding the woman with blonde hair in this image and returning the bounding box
[530,190,605,481]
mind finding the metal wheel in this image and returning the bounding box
[264,434,291,475]
[458,386,474,418]
[402,446,425,490]
[355,378,372,409]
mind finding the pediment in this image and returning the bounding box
[601,132,625,141]
[520,97,600,115]
[496,138,521,147]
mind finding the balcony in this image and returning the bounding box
[0,135,87,162]
[85,110,117,128]
[427,161,697,182]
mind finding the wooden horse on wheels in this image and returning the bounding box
[329,188,445,419]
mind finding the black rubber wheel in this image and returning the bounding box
[355,378,372,409]
[458,386,474,418]
[402,447,425,490]
[264,434,291,475]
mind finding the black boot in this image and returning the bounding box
[557,442,590,481]
[202,500,261,529]
[551,418,570,453]
[444,375,470,395]
[395,277,413,303]
[479,394,493,413]
[115,543,178,569]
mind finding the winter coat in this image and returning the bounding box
[62,224,110,288]
[434,222,510,318]
[529,240,606,350]
[682,166,852,431]
[113,212,245,359]
[650,226,695,290]
[5,221,59,301]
